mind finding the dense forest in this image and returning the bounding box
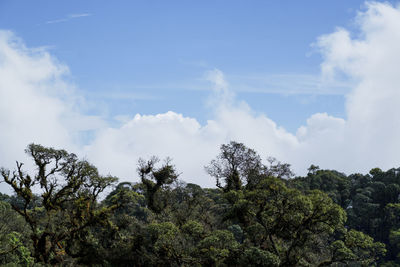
[1,142,400,266]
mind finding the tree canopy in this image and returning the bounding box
[0,142,395,266]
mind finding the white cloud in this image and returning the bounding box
[45,13,92,24]
[84,70,300,186]
[69,13,92,19]
[84,112,222,187]
[307,1,400,173]
[0,30,104,193]
[3,1,400,192]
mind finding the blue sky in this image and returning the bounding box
[0,0,376,131]
[2,1,400,188]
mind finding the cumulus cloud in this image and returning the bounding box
[2,1,400,191]
[304,1,400,173]
[84,70,299,187]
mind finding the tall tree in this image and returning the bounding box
[138,156,178,213]
[0,144,118,264]
[205,141,264,191]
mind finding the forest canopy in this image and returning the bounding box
[0,142,398,266]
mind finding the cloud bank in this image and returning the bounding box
[2,1,400,190]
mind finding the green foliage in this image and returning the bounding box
[239,247,280,266]
[0,144,118,264]
[237,177,348,265]
[291,166,400,264]
[197,230,239,266]
[138,156,178,213]
[289,169,350,207]
[3,232,34,266]
[182,220,204,239]
[147,222,180,260]
[0,142,395,265]
[0,201,32,266]
[341,230,385,265]
[205,141,263,191]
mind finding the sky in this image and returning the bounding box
[1,0,400,192]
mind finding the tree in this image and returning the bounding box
[0,143,118,264]
[322,230,386,266]
[206,141,294,192]
[290,169,351,208]
[307,164,320,175]
[138,156,179,213]
[223,175,385,266]
[205,141,264,191]
[265,157,294,179]
[197,230,239,266]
